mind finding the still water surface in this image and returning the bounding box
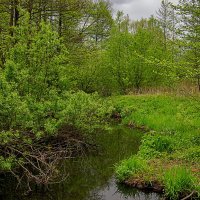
[1,126,162,200]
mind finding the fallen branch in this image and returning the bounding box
[181,191,195,200]
[0,127,95,191]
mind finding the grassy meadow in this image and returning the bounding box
[113,94,200,199]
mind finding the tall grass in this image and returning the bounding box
[113,94,200,152]
[163,166,197,199]
[113,94,200,134]
[115,156,147,182]
[113,94,200,198]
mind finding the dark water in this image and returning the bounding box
[1,126,162,200]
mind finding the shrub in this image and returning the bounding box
[56,91,114,133]
[0,156,17,171]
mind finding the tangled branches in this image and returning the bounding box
[0,126,92,192]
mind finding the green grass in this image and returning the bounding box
[163,166,197,200]
[113,94,200,133]
[113,94,200,199]
[115,156,147,182]
[112,94,200,156]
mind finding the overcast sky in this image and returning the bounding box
[110,0,179,20]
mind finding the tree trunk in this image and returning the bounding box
[9,0,14,36]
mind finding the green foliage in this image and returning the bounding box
[138,132,175,159]
[55,91,114,133]
[115,156,147,182]
[175,0,200,89]
[94,15,178,95]
[5,19,69,98]
[0,0,199,192]
[0,90,113,136]
[163,166,197,199]
[114,94,200,198]
[0,156,16,171]
[0,11,113,135]
[0,11,114,174]
[96,28,136,94]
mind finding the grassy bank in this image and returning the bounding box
[113,94,200,199]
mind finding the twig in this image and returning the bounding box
[181,191,195,200]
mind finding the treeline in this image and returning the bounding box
[94,0,200,94]
[0,0,199,188]
[0,0,199,95]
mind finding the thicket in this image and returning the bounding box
[0,6,113,187]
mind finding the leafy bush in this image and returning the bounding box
[0,14,114,177]
[0,156,17,171]
[57,91,113,133]
[0,15,113,137]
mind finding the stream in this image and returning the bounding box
[1,125,162,200]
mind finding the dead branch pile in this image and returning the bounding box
[0,126,93,191]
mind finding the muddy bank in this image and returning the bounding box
[119,158,200,200]
[124,179,164,193]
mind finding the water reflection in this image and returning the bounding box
[88,178,161,200]
[40,126,143,200]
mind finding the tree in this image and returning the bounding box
[157,0,178,50]
[96,16,175,94]
[175,0,200,91]
[4,11,69,99]
[84,0,113,45]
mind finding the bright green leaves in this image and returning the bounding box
[97,16,177,94]
[175,0,200,90]
[4,18,69,99]
[0,156,17,171]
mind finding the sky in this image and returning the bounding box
[110,0,179,20]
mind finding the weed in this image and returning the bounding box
[163,166,197,199]
[138,132,175,159]
[116,156,147,182]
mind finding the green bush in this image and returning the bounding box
[0,156,17,171]
[56,91,114,133]
[0,17,114,173]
